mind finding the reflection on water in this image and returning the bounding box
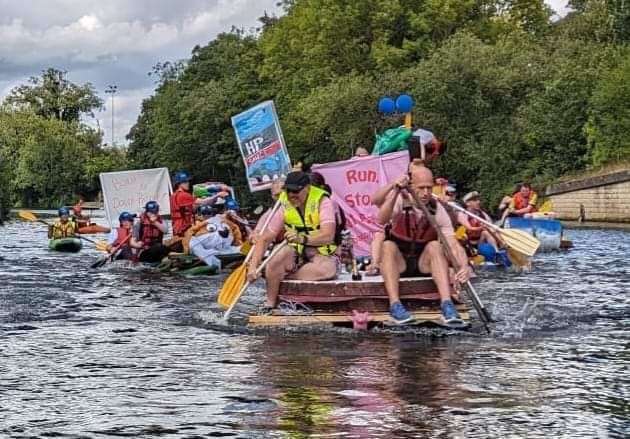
[1,220,628,438]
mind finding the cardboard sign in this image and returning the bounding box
[100,167,172,226]
[232,100,292,192]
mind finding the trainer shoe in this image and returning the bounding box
[441,300,463,324]
[390,301,413,324]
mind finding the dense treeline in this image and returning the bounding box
[0,68,126,211]
[128,0,630,208]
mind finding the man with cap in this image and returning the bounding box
[457,191,499,251]
[169,171,231,237]
[247,171,338,312]
[378,166,471,325]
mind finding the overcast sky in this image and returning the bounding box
[0,0,570,146]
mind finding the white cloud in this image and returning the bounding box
[0,0,281,145]
[0,0,573,146]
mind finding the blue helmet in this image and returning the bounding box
[173,171,192,186]
[145,201,159,213]
[197,205,215,216]
[58,207,70,217]
[118,211,136,223]
[225,198,239,211]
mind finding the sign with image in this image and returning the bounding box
[232,100,292,192]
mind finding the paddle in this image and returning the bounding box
[217,200,281,308]
[91,233,132,269]
[18,210,100,245]
[220,240,288,323]
[433,198,540,257]
[406,189,492,332]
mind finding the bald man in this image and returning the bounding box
[377,167,471,325]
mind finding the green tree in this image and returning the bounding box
[585,52,630,164]
[6,68,103,122]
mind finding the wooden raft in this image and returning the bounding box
[248,273,469,328]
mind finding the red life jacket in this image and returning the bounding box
[512,193,536,212]
[139,214,164,248]
[170,189,195,236]
[389,205,438,244]
[466,209,484,241]
[113,226,132,247]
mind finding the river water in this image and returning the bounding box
[1,219,628,438]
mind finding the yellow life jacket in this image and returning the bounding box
[51,220,77,239]
[279,186,337,256]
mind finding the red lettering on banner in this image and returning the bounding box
[245,140,281,165]
[346,169,378,185]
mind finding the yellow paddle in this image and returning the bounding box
[220,240,288,323]
[217,200,281,308]
[435,199,540,257]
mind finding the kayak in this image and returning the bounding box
[49,237,83,253]
[504,217,565,251]
[77,224,110,234]
[159,253,245,275]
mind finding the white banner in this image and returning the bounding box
[100,168,172,226]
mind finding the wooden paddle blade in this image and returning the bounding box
[95,241,109,252]
[498,228,540,257]
[507,248,531,269]
[217,263,247,308]
[18,210,38,222]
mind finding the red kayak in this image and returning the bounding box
[77,224,110,234]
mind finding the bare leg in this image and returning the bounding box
[264,246,297,307]
[419,241,452,302]
[381,240,406,305]
[289,254,337,281]
[366,231,385,274]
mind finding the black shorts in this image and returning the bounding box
[387,236,431,278]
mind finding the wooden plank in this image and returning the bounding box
[249,309,470,326]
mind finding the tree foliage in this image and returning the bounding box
[122,0,630,208]
[6,68,103,122]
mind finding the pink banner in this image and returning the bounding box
[312,151,410,256]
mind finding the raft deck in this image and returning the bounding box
[248,273,469,328]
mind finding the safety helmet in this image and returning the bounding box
[197,205,215,217]
[58,207,70,217]
[225,198,239,211]
[118,211,136,223]
[173,171,192,185]
[144,201,159,213]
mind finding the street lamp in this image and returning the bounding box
[105,84,118,146]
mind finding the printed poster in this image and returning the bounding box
[232,100,292,192]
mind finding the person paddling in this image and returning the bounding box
[48,207,78,239]
[378,167,471,325]
[106,212,136,260]
[247,171,339,313]
[508,183,538,217]
[130,201,170,263]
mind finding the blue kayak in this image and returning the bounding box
[504,217,563,251]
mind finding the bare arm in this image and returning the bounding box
[378,189,400,225]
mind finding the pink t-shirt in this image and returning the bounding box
[389,193,454,238]
[267,197,335,235]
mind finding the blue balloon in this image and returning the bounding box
[378,97,395,114]
[396,94,414,113]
